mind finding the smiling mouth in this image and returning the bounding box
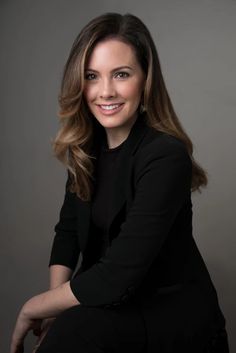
[98,103,123,110]
[96,103,124,115]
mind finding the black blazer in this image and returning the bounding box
[49,113,226,352]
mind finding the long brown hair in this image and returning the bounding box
[53,12,208,201]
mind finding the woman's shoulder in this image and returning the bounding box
[133,126,192,187]
[137,126,190,160]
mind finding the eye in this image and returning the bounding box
[114,71,130,79]
[85,72,97,80]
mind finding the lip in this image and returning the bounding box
[96,103,124,116]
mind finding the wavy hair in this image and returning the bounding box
[52,12,208,201]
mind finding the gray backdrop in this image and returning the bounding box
[1,1,235,352]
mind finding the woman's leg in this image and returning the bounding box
[36,304,147,353]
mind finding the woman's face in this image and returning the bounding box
[83,39,145,132]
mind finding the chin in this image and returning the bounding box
[94,116,126,128]
[97,114,138,130]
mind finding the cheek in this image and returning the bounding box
[84,85,96,103]
[122,81,143,101]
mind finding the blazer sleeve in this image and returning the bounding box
[70,138,192,306]
[49,171,80,271]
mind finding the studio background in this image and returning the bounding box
[1,1,235,352]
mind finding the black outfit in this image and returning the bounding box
[90,138,126,258]
[37,113,229,353]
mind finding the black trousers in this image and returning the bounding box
[35,303,230,353]
[36,303,147,353]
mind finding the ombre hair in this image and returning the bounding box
[53,12,208,201]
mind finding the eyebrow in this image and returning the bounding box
[85,66,134,73]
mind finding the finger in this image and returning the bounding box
[37,331,47,345]
[38,320,53,341]
[32,343,41,353]
[32,331,46,353]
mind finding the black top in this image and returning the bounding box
[91,138,126,257]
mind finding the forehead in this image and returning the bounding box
[86,39,139,69]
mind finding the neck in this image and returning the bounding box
[104,114,138,149]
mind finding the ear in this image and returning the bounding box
[139,89,146,113]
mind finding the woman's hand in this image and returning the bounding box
[10,308,55,353]
[32,318,56,353]
[10,282,79,353]
[10,305,42,353]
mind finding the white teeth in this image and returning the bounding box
[100,104,121,110]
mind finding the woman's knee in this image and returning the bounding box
[36,306,109,353]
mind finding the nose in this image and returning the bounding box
[99,78,116,99]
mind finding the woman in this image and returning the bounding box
[10,12,229,353]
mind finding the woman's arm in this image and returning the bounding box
[49,172,80,270]
[22,280,80,320]
[49,264,73,289]
[11,172,80,353]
